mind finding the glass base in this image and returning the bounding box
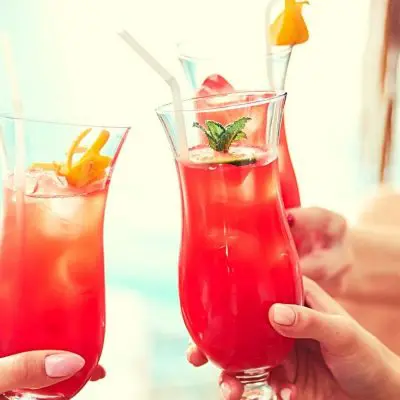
[4,392,67,400]
[235,368,277,400]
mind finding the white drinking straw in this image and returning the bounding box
[265,0,293,89]
[118,30,188,157]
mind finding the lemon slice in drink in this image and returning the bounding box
[189,146,260,166]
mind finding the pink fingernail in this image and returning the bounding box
[45,353,85,378]
[272,304,296,326]
[220,383,231,399]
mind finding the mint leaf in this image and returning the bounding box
[223,130,247,151]
[225,117,251,136]
[216,130,235,152]
[192,117,251,153]
[193,122,217,150]
[234,131,247,140]
[206,120,225,141]
[192,121,208,136]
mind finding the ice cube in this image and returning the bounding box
[38,201,83,241]
[24,171,68,196]
[55,245,101,296]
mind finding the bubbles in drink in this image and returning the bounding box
[208,228,262,262]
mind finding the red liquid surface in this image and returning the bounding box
[196,74,301,209]
[178,146,303,373]
[0,173,106,399]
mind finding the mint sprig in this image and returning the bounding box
[193,117,251,152]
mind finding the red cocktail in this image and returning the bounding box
[157,91,303,400]
[0,117,129,400]
[178,42,301,208]
[195,75,300,209]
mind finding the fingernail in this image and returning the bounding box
[45,353,85,378]
[186,346,196,365]
[272,304,296,326]
[220,383,231,399]
[280,388,292,400]
[287,213,295,228]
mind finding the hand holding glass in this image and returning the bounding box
[157,91,303,400]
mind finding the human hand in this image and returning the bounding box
[288,207,352,295]
[0,352,105,399]
[188,278,400,400]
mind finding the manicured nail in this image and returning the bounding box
[287,213,295,228]
[186,345,195,363]
[272,304,296,326]
[220,383,231,399]
[280,387,292,400]
[45,353,85,378]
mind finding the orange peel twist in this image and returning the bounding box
[30,129,112,188]
[269,0,310,46]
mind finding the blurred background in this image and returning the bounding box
[0,0,391,398]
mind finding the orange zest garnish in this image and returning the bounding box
[29,129,112,188]
[269,0,310,46]
[66,128,92,171]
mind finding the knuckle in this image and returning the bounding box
[330,315,360,356]
[334,215,347,239]
[293,306,315,330]
[302,276,320,294]
[9,353,43,389]
[302,262,328,282]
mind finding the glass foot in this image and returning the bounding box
[4,392,67,400]
[241,382,276,400]
[235,368,277,400]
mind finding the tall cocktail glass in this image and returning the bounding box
[178,40,301,208]
[157,91,303,400]
[0,115,129,400]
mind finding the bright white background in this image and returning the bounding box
[0,0,373,399]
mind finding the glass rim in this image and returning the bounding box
[177,40,292,61]
[156,90,287,115]
[0,113,131,130]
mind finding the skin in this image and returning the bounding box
[188,277,400,399]
[0,207,379,399]
[185,207,400,399]
[0,356,104,399]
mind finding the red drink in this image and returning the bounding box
[178,146,303,372]
[196,75,301,209]
[279,118,301,208]
[0,172,107,399]
[158,89,302,398]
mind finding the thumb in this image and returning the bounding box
[269,302,361,357]
[268,278,364,358]
[0,351,85,393]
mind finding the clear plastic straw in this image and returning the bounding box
[265,0,293,89]
[118,30,188,157]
